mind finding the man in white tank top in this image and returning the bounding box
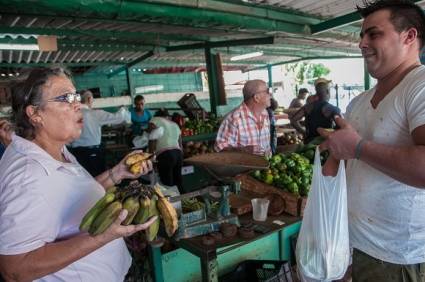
[319,1,425,281]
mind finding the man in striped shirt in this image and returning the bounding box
[215,79,271,157]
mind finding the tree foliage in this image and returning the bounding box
[285,62,330,85]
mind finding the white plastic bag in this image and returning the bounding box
[132,132,149,148]
[296,148,349,282]
[118,106,132,124]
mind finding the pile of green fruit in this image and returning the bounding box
[295,136,330,165]
[183,117,220,135]
[251,136,332,197]
[252,152,313,197]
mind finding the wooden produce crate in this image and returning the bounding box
[299,196,307,217]
[235,173,306,217]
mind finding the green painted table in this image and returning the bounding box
[149,213,302,282]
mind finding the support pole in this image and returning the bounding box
[205,47,218,115]
[148,244,164,282]
[267,64,273,88]
[125,67,134,97]
[335,84,339,108]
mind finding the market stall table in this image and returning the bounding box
[149,212,301,282]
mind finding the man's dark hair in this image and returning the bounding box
[134,95,144,103]
[357,0,425,49]
[155,108,170,117]
[315,82,329,100]
[298,88,308,95]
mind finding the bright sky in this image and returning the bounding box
[223,57,370,113]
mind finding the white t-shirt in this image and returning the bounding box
[70,104,126,147]
[150,117,181,154]
[0,135,131,281]
[345,65,425,264]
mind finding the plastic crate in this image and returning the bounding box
[220,260,293,282]
[177,93,207,119]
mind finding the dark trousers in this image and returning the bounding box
[69,146,106,177]
[156,149,183,193]
[353,248,425,282]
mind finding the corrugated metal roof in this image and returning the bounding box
[2,0,411,74]
[243,0,425,17]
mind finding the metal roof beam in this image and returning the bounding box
[246,55,363,72]
[222,47,358,58]
[311,12,361,34]
[0,25,209,42]
[0,37,159,52]
[0,0,310,34]
[0,62,123,67]
[166,37,274,52]
[139,0,321,25]
[311,0,423,34]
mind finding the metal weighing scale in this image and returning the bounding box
[170,151,269,240]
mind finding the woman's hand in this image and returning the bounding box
[95,210,158,244]
[111,150,153,183]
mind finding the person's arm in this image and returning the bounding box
[0,212,157,281]
[319,117,425,188]
[94,109,126,126]
[289,106,306,136]
[95,150,153,188]
[291,99,303,109]
[274,113,288,120]
[214,117,247,151]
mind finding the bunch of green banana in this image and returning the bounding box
[145,196,160,241]
[89,201,123,236]
[133,197,151,224]
[79,182,178,240]
[122,196,140,226]
[79,191,116,232]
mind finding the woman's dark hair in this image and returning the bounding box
[357,0,425,49]
[12,67,72,139]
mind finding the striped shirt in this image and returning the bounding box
[215,102,271,156]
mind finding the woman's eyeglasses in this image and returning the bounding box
[47,92,81,104]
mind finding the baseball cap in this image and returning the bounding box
[314,78,332,87]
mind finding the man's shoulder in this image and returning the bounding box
[0,146,46,188]
[290,98,302,108]
[408,65,425,81]
[323,101,341,112]
[401,65,425,93]
[225,104,245,119]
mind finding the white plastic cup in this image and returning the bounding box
[251,198,270,221]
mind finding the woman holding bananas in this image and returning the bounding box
[0,67,157,281]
